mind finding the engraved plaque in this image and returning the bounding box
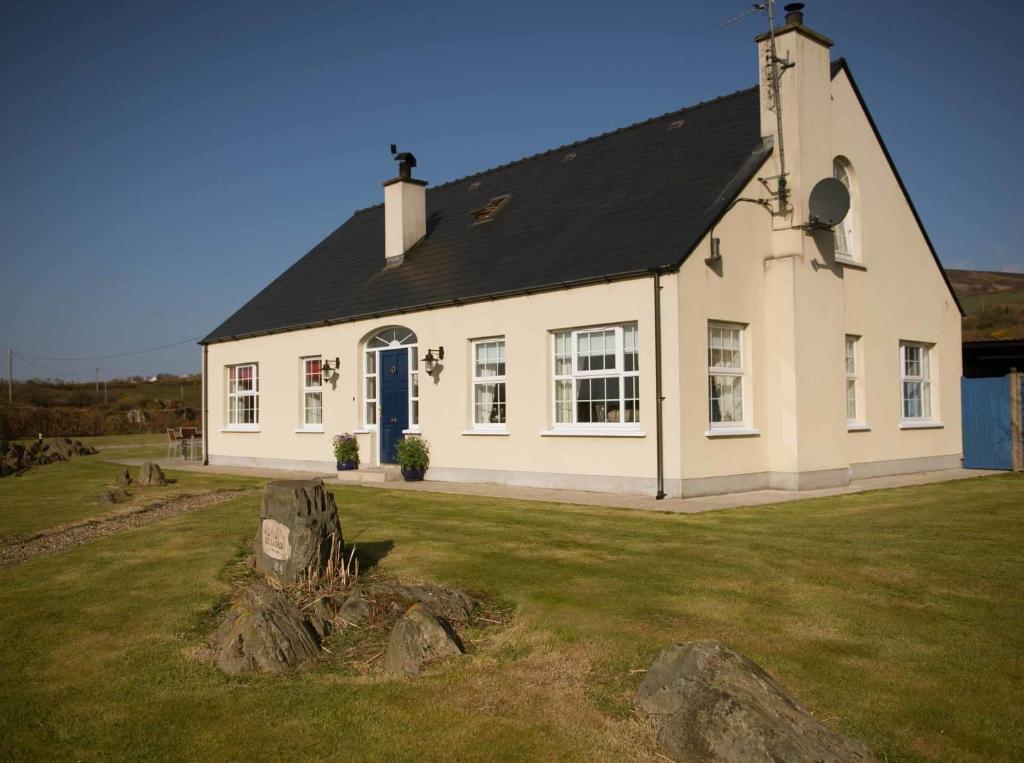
[261,519,292,561]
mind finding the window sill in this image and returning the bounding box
[540,428,645,438]
[847,423,871,432]
[294,427,324,434]
[900,420,944,430]
[220,426,260,433]
[401,429,422,435]
[461,429,510,436]
[704,427,760,438]
[835,255,866,270]
[353,428,374,434]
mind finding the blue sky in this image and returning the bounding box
[2,0,1022,379]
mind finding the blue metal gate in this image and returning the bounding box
[962,375,1019,470]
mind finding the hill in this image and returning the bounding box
[947,269,1024,341]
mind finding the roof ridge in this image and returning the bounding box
[352,84,758,215]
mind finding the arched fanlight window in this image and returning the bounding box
[367,327,417,348]
[363,327,419,428]
[833,158,856,260]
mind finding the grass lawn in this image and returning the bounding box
[0,470,1022,761]
[0,445,259,542]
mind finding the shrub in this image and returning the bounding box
[395,436,430,471]
[332,433,359,465]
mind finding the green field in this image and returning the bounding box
[0,444,1021,761]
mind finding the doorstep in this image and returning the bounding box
[335,465,403,483]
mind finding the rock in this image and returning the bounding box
[337,590,371,624]
[366,582,476,624]
[633,641,876,763]
[115,467,133,487]
[100,488,131,504]
[385,603,464,678]
[0,459,15,478]
[254,479,343,586]
[213,582,325,675]
[137,461,168,486]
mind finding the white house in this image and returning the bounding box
[201,5,963,498]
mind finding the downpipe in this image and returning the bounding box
[653,271,666,500]
[202,343,209,466]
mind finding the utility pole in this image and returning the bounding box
[95,367,100,399]
[7,349,12,404]
[104,379,108,406]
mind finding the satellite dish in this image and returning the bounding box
[807,177,850,228]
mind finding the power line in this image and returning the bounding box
[13,355,98,379]
[14,336,201,362]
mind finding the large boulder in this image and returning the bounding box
[385,603,464,678]
[100,487,131,504]
[367,582,476,624]
[213,582,324,675]
[115,467,133,487]
[136,461,168,486]
[254,479,343,586]
[633,642,875,763]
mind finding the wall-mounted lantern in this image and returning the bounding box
[321,357,340,379]
[422,346,445,374]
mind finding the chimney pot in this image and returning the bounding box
[784,2,805,26]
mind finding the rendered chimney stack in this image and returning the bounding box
[382,147,427,266]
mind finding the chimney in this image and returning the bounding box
[382,146,427,266]
[783,2,804,26]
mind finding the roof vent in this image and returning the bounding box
[562,152,577,162]
[470,194,511,225]
[668,119,686,130]
[784,2,805,26]
[468,181,482,191]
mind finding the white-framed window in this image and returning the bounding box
[900,342,932,420]
[472,338,506,429]
[708,323,746,428]
[300,356,323,429]
[551,324,639,427]
[845,335,861,423]
[363,327,419,430]
[833,158,856,261]
[226,362,258,429]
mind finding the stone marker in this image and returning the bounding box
[385,603,464,677]
[254,479,343,586]
[213,582,324,675]
[136,461,168,486]
[633,641,876,763]
[115,467,133,487]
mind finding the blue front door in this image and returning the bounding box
[379,349,409,464]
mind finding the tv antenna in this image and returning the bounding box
[721,1,794,213]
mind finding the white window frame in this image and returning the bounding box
[549,323,640,432]
[299,356,323,432]
[471,337,507,432]
[845,335,865,429]
[833,158,857,263]
[707,322,752,434]
[225,362,259,431]
[362,327,419,432]
[900,341,935,424]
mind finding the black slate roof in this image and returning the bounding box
[203,86,771,343]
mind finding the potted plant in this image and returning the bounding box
[332,433,359,471]
[395,435,429,481]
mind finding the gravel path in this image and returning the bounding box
[0,488,258,567]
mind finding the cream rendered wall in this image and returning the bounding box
[830,69,963,473]
[207,275,680,493]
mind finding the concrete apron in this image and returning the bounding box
[112,458,1003,516]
